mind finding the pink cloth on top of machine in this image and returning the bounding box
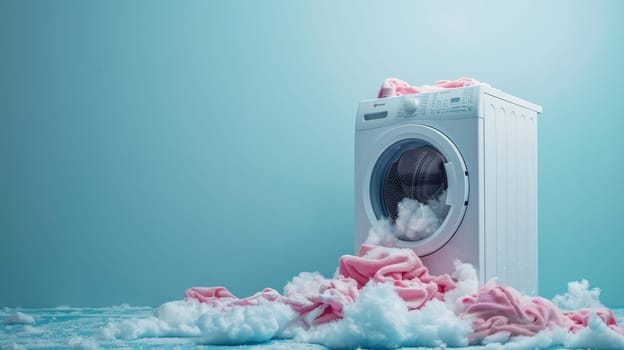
[377,77,479,98]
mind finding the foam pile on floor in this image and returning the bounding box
[101,200,624,349]
[101,246,624,349]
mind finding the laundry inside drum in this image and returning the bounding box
[382,146,451,241]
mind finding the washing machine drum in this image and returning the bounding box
[371,139,460,244]
[391,145,447,215]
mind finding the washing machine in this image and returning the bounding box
[354,85,542,294]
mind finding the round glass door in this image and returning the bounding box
[369,134,468,254]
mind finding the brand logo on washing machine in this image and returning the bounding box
[373,103,386,107]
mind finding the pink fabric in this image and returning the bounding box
[459,281,570,342]
[377,77,479,98]
[287,276,359,325]
[185,278,359,326]
[459,280,624,343]
[185,287,282,308]
[186,244,623,343]
[563,308,624,334]
[339,244,455,310]
[184,286,236,302]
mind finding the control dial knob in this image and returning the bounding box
[401,96,419,115]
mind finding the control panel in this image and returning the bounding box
[398,87,475,118]
[356,86,481,131]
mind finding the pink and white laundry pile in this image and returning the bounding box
[183,243,623,348]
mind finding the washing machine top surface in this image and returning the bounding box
[356,85,542,131]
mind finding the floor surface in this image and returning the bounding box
[2,306,623,349]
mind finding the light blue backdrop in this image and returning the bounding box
[1,0,623,308]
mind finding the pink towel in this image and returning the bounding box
[339,244,455,310]
[459,280,624,343]
[377,77,480,98]
[186,244,623,343]
[185,277,359,326]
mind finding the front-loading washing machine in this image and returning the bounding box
[354,84,542,294]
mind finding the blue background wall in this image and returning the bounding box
[1,0,623,308]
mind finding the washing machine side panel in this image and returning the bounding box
[483,93,539,295]
[478,117,486,287]
[483,101,498,286]
[526,109,539,295]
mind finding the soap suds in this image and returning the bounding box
[294,282,472,349]
[100,298,296,345]
[97,194,624,349]
[553,279,604,310]
[368,194,449,244]
[1,313,34,325]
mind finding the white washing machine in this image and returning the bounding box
[354,85,542,294]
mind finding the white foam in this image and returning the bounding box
[366,194,449,244]
[284,272,327,299]
[101,298,297,345]
[100,300,203,340]
[483,313,624,350]
[395,196,447,241]
[294,282,472,349]
[444,260,479,313]
[1,312,34,325]
[553,279,604,310]
[197,300,296,345]
[364,219,397,246]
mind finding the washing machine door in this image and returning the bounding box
[368,124,469,256]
